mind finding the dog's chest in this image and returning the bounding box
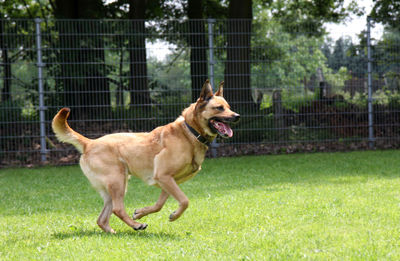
[174,149,205,184]
[173,165,201,184]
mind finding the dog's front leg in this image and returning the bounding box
[133,190,169,220]
[153,147,192,221]
[154,175,189,222]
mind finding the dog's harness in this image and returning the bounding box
[184,121,210,146]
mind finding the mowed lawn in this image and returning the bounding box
[1,150,400,260]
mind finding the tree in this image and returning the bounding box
[374,28,400,91]
[127,0,152,107]
[252,19,330,92]
[324,36,367,78]
[119,0,227,103]
[0,0,51,102]
[0,15,11,102]
[125,0,226,102]
[270,0,362,35]
[53,0,110,118]
[251,0,364,103]
[224,0,253,109]
[370,0,400,30]
[187,0,208,102]
[370,0,400,91]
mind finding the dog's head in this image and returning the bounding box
[194,80,240,138]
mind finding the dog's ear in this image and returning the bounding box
[215,81,224,97]
[199,79,213,101]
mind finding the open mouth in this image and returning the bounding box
[209,118,234,138]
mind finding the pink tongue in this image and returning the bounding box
[213,121,233,137]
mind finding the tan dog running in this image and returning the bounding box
[52,80,240,233]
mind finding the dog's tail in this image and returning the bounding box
[52,108,90,153]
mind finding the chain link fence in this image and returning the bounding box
[0,18,399,167]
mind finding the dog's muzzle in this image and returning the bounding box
[209,113,240,138]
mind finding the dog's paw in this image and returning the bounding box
[133,209,145,220]
[103,228,116,234]
[169,211,178,222]
[133,223,148,231]
[132,209,140,220]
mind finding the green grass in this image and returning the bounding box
[1,150,400,260]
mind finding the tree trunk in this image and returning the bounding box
[116,47,124,107]
[224,0,253,109]
[53,0,110,119]
[128,0,151,107]
[188,0,208,102]
[224,0,260,143]
[0,18,11,102]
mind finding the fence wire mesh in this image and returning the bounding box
[0,18,399,167]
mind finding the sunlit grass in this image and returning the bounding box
[1,150,400,260]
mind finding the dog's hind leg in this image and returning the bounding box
[108,178,148,231]
[133,190,169,220]
[97,190,114,233]
[80,158,117,233]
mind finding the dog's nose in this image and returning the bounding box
[233,113,240,123]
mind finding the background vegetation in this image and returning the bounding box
[1,0,398,114]
[0,0,400,166]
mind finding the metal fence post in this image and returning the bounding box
[367,16,375,149]
[208,19,216,88]
[208,18,218,157]
[35,18,47,163]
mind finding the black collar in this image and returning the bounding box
[184,121,210,146]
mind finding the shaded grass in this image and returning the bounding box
[1,150,400,260]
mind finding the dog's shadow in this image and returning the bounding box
[52,228,181,241]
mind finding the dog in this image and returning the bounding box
[52,80,240,233]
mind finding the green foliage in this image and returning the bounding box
[334,88,400,109]
[254,0,363,35]
[252,12,352,96]
[229,113,276,143]
[281,89,315,113]
[259,89,315,112]
[323,36,368,78]
[0,100,23,123]
[374,28,400,90]
[0,99,39,122]
[374,89,400,107]
[107,53,191,129]
[147,55,191,103]
[288,124,337,141]
[148,55,191,123]
[0,0,51,18]
[325,66,351,90]
[370,0,400,29]
[21,101,38,120]
[0,1,397,147]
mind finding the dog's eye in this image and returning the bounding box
[214,106,224,111]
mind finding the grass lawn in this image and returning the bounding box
[1,150,400,260]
